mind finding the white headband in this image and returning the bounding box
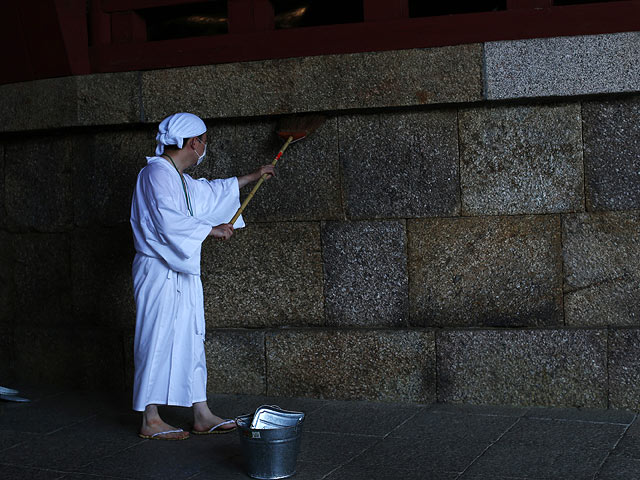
[155,112,207,156]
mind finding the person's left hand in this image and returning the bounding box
[256,164,276,180]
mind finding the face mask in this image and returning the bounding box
[196,139,207,166]
[196,142,207,165]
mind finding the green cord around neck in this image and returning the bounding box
[162,152,193,216]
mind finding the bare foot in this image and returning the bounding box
[139,418,189,440]
[192,401,235,433]
[140,405,189,440]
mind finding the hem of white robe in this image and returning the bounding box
[133,396,208,412]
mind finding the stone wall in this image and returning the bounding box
[1,31,639,409]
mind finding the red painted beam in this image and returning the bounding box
[55,0,90,74]
[101,0,211,12]
[363,0,408,22]
[0,3,33,84]
[228,0,274,34]
[507,0,553,9]
[89,1,640,74]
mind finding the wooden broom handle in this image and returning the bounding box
[229,135,294,225]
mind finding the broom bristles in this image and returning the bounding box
[276,114,325,140]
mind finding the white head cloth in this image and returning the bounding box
[155,112,207,156]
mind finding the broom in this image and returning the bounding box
[229,115,325,225]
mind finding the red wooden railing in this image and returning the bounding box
[1,0,639,85]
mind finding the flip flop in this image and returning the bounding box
[138,429,189,440]
[0,394,30,403]
[191,420,237,435]
[0,386,20,395]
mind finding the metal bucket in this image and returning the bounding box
[236,407,305,480]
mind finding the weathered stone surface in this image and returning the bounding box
[322,220,408,326]
[485,32,640,99]
[5,136,76,232]
[0,73,141,132]
[0,231,14,326]
[340,110,460,219]
[12,234,72,327]
[408,216,563,327]
[438,329,608,408]
[204,329,266,395]
[190,117,342,222]
[0,144,5,229]
[583,95,640,211]
[142,44,482,121]
[0,324,13,381]
[459,104,584,215]
[0,77,77,132]
[609,328,640,410]
[266,329,435,402]
[74,128,153,227]
[13,326,125,389]
[71,226,136,330]
[563,212,640,327]
[77,72,141,126]
[123,332,135,391]
[201,222,324,328]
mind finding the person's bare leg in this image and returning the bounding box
[192,401,235,432]
[140,404,189,439]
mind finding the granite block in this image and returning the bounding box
[340,110,460,219]
[200,222,324,327]
[326,44,482,110]
[485,32,640,99]
[77,72,141,125]
[123,332,134,391]
[583,95,640,211]
[12,234,72,327]
[322,220,408,326]
[5,136,76,232]
[142,44,482,121]
[0,144,5,229]
[563,212,640,326]
[0,231,14,326]
[437,329,608,408]
[408,215,563,327]
[266,329,435,402]
[204,329,266,395]
[71,226,136,330]
[0,324,14,381]
[0,73,140,132]
[74,128,154,227]
[190,117,342,222]
[0,77,77,132]
[459,103,584,215]
[13,326,125,390]
[608,328,640,411]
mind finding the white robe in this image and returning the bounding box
[130,156,244,411]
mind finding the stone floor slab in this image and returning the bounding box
[349,435,488,473]
[298,432,379,465]
[389,410,518,442]
[596,455,640,479]
[464,443,607,479]
[302,400,423,436]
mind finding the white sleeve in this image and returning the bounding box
[192,176,246,228]
[143,168,213,261]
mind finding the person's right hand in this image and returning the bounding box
[210,223,234,240]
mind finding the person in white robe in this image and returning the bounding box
[130,112,274,440]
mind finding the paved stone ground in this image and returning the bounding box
[1,385,640,479]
